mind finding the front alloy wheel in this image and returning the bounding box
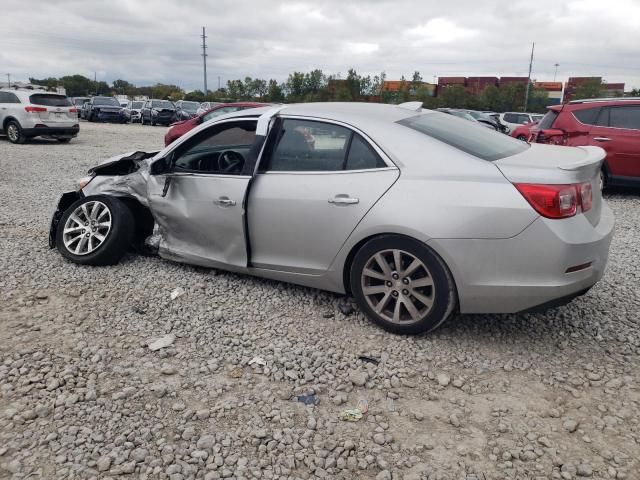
[56,195,134,265]
[351,235,457,334]
[62,200,112,256]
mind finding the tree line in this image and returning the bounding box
[29,70,636,113]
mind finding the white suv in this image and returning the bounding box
[499,112,544,131]
[0,89,79,144]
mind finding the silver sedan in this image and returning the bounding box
[49,102,615,334]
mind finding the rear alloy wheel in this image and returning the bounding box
[56,195,134,266]
[351,236,457,334]
[6,121,26,144]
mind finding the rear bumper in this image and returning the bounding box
[428,201,615,314]
[23,125,80,138]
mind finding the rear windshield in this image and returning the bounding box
[397,112,528,161]
[29,94,72,107]
[94,97,120,106]
[538,110,559,129]
[132,101,144,108]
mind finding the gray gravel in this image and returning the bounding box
[1,122,639,479]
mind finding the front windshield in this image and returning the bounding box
[93,97,120,106]
[181,101,199,112]
[152,100,174,109]
[132,101,144,109]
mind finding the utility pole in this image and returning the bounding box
[553,63,560,82]
[6,73,10,88]
[218,76,221,91]
[523,42,535,111]
[201,27,208,95]
[94,71,97,95]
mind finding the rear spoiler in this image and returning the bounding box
[558,146,605,171]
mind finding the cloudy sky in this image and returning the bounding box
[2,0,640,90]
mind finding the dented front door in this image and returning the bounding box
[147,119,259,269]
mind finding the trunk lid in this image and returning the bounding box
[495,144,605,226]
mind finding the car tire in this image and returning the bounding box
[56,195,134,266]
[6,120,27,144]
[599,168,607,191]
[350,235,457,335]
[57,138,72,143]
[151,120,156,126]
[141,116,146,125]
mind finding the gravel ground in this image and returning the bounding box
[0,122,639,480]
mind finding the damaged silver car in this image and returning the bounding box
[50,103,614,334]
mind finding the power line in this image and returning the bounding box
[201,27,208,94]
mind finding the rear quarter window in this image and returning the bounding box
[609,106,640,130]
[537,110,559,129]
[573,107,600,125]
[398,112,529,161]
[29,94,72,107]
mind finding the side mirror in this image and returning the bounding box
[150,157,171,175]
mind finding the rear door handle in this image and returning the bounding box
[328,194,359,205]
[593,137,611,142]
[214,196,236,207]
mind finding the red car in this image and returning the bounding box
[510,121,537,141]
[164,102,269,146]
[530,98,640,188]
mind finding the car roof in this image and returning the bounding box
[566,98,640,106]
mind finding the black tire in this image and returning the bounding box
[350,235,457,335]
[87,113,94,122]
[141,116,146,125]
[56,195,134,266]
[599,168,607,191]
[6,120,27,144]
[151,120,156,126]
[57,138,72,143]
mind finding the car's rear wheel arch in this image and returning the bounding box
[342,233,459,299]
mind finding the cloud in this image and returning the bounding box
[1,0,639,90]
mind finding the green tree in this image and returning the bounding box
[438,85,470,108]
[266,80,285,102]
[573,78,603,100]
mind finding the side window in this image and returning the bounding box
[0,92,20,103]
[516,114,531,124]
[609,106,640,130]
[172,120,257,174]
[266,119,350,172]
[573,107,600,125]
[595,108,610,127]
[345,134,386,170]
[503,113,518,123]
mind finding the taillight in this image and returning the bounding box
[579,182,592,212]
[25,106,47,113]
[515,182,592,219]
[69,108,78,113]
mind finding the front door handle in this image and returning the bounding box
[214,196,236,207]
[593,137,612,142]
[328,194,359,205]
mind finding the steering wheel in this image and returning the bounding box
[217,150,244,173]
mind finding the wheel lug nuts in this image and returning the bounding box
[392,273,399,280]
[402,289,409,295]
[85,233,90,237]
[402,278,409,284]
[386,281,392,287]
[392,290,398,297]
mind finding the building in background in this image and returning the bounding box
[534,81,563,105]
[466,77,498,95]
